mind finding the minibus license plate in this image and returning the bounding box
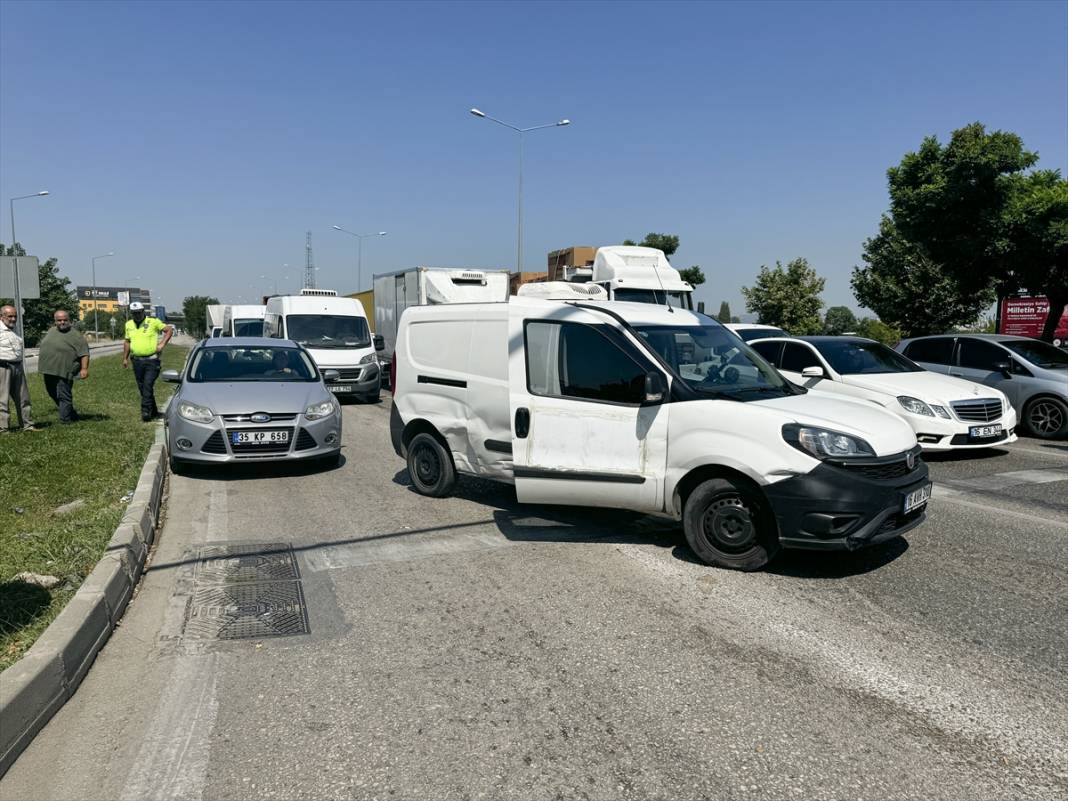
[903,483,932,514]
[969,423,1002,439]
[330,385,352,393]
[232,430,289,444]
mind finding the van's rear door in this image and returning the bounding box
[507,302,668,512]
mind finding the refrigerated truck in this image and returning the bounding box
[373,267,510,376]
[206,304,225,338]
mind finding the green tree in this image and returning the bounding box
[182,295,220,339]
[823,305,858,335]
[855,317,903,346]
[851,217,995,336]
[78,309,117,337]
[1,243,79,346]
[717,301,732,323]
[622,233,680,257]
[887,122,1068,341]
[678,266,705,286]
[741,258,825,335]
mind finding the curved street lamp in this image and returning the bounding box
[332,226,387,293]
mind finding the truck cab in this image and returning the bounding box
[582,246,694,309]
[222,304,266,338]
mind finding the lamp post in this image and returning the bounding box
[90,252,115,336]
[469,108,569,272]
[332,226,387,293]
[7,190,49,341]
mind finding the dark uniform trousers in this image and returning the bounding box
[132,355,160,418]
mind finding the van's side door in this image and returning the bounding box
[507,304,669,512]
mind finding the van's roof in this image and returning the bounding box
[404,297,717,327]
[226,304,266,316]
[265,294,367,317]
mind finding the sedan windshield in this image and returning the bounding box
[1001,339,1068,368]
[188,347,318,382]
[812,339,921,374]
[286,315,370,349]
[232,319,264,337]
[634,324,795,400]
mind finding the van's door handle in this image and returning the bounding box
[515,408,530,438]
[950,372,963,377]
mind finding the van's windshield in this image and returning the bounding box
[232,319,264,337]
[286,315,370,349]
[614,288,693,309]
[634,324,797,400]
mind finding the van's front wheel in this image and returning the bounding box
[406,432,456,497]
[683,478,779,571]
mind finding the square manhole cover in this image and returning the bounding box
[185,581,310,640]
[194,542,300,584]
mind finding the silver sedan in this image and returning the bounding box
[164,338,343,472]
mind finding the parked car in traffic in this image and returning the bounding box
[725,323,789,342]
[750,336,1017,451]
[896,334,1068,439]
[390,299,931,572]
[163,338,343,473]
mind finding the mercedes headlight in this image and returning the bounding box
[358,352,377,365]
[930,404,951,419]
[897,396,935,417]
[304,400,337,420]
[783,424,875,460]
[177,401,214,423]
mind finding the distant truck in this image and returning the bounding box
[348,289,375,331]
[564,246,694,310]
[206,304,226,338]
[222,304,266,337]
[373,267,510,376]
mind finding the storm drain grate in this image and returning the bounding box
[183,542,310,641]
[194,542,300,583]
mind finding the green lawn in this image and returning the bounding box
[0,346,188,670]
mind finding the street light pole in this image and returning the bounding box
[7,191,49,342]
[91,252,115,337]
[469,108,569,273]
[332,226,387,293]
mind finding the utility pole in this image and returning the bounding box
[304,231,316,290]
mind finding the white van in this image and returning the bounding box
[222,304,266,338]
[265,289,384,401]
[390,298,932,570]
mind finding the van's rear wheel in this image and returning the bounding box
[406,432,456,497]
[683,478,778,571]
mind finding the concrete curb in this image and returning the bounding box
[0,426,168,777]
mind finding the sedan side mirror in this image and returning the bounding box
[644,371,666,403]
[993,361,1012,378]
[323,369,340,383]
[801,366,825,379]
[373,334,385,352]
[161,369,181,383]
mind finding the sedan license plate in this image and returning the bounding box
[903,483,932,514]
[231,430,289,444]
[329,385,352,394]
[969,423,1003,439]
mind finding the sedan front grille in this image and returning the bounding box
[222,413,297,423]
[295,429,317,451]
[201,431,227,454]
[951,399,1002,423]
[226,427,294,454]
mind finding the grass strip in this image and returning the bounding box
[0,346,188,670]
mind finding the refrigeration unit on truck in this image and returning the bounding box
[568,246,695,309]
[374,267,510,378]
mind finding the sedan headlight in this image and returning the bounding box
[304,400,337,420]
[177,401,214,423]
[358,352,377,365]
[782,424,875,460]
[897,396,935,417]
[930,404,951,419]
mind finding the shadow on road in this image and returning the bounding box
[176,454,347,481]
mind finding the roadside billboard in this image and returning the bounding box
[999,296,1068,345]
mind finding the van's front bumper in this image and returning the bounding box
[325,362,381,399]
[765,449,930,551]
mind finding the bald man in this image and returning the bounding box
[0,305,37,432]
[38,309,90,424]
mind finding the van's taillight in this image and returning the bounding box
[389,356,397,393]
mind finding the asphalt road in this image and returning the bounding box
[3,398,1066,801]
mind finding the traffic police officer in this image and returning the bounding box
[123,302,174,421]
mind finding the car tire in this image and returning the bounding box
[683,478,779,571]
[1023,396,1068,439]
[406,432,456,497]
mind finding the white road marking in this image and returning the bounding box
[949,468,1068,492]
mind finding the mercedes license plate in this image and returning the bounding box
[329,385,352,393]
[903,483,932,514]
[969,423,1003,439]
[231,430,289,444]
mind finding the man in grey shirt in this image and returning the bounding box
[0,305,37,432]
[38,309,90,424]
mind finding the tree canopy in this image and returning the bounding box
[741,258,826,335]
[678,266,705,286]
[623,233,679,256]
[717,301,732,323]
[1,243,79,346]
[823,306,858,336]
[886,122,1068,341]
[182,295,220,339]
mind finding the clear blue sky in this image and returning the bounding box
[2,0,1066,317]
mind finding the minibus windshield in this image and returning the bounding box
[634,324,796,399]
[286,315,371,349]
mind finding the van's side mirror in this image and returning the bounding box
[323,369,340,382]
[161,369,181,383]
[373,334,385,352]
[993,361,1012,378]
[801,366,824,379]
[644,372,666,403]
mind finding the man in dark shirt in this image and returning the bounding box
[38,310,90,424]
